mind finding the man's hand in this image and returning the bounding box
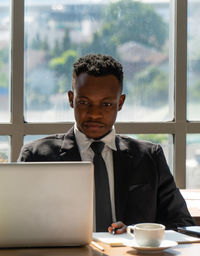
[108,221,127,234]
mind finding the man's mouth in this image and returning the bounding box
[83,121,105,129]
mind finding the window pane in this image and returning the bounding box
[186,134,200,188]
[24,134,46,144]
[0,1,10,122]
[24,0,172,122]
[0,136,10,162]
[126,134,173,173]
[187,1,200,120]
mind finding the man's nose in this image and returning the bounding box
[87,105,103,118]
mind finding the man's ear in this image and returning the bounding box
[118,94,126,111]
[68,90,74,108]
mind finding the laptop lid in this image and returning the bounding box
[0,162,94,248]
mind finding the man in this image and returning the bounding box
[18,54,195,233]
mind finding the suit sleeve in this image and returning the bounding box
[17,144,34,162]
[17,134,65,162]
[154,145,195,229]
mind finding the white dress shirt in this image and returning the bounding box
[74,125,117,231]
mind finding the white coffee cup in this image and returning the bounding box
[127,223,165,247]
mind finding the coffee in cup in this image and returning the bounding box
[127,223,165,247]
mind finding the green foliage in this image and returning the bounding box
[51,29,72,57]
[62,29,71,51]
[31,33,49,51]
[137,134,168,144]
[104,0,167,50]
[0,48,9,88]
[82,23,119,57]
[0,152,8,162]
[49,50,78,92]
[82,0,167,57]
[49,49,77,75]
[28,0,168,99]
[130,66,168,107]
[57,76,68,94]
[51,40,61,56]
[0,72,8,88]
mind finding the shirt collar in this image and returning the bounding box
[74,124,117,154]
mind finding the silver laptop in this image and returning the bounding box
[0,162,94,248]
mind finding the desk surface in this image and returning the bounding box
[0,189,199,255]
[1,242,200,256]
[180,189,200,225]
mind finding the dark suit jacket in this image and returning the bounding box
[18,127,195,229]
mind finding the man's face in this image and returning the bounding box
[68,73,125,139]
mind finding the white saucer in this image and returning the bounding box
[123,240,178,254]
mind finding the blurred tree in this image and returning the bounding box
[0,48,9,88]
[31,33,50,51]
[51,29,72,57]
[41,36,49,51]
[103,0,167,50]
[62,28,71,52]
[82,0,167,57]
[0,71,8,88]
[137,134,168,144]
[51,39,61,57]
[49,0,168,101]
[82,23,119,57]
[49,49,78,92]
[31,33,41,49]
[130,66,168,107]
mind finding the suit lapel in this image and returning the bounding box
[113,136,134,222]
[59,127,82,161]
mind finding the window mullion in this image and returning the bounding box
[11,0,25,161]
[174,0,188,188]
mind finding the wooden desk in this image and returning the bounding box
[99,242,200,256]
[0,191,199,256]
[1,242,200,256]
[180,189,200,225]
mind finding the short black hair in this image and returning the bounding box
[73,54,123,88]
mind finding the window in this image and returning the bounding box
[187,134,200,188]
[0,0,199,189]
[24,0,171,122]
[0,136,9,162]
[187,0,200,121]
[0,0,10,122]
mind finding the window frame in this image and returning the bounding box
[0,0,199,188]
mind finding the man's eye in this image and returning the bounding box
[79,101,88,105]
[103,102,112,107]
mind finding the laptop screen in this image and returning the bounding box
[0,162,93,247]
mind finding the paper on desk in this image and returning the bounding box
[93,232,132,246]
[93,230,200,247]
[165,230,200,244]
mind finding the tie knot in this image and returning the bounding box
[90,141,105,154]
